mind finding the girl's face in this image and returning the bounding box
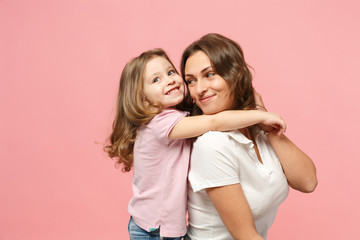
[184,51,233,115]
[143,56,185,108]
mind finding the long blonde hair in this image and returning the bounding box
[104,49,176,172]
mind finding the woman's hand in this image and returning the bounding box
[254,89,281,134]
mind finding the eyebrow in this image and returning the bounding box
[148,65,174,79]
[185,66,212,77]
[148,72,161,79]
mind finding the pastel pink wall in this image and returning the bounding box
[1,0,359,239]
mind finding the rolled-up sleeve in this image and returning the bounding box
[189,131,240,192]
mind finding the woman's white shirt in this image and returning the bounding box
[186,130,289,240]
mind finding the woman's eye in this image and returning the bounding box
[152,77,160,83]
[168,70,176,76]
[186,79,195,85]
[206,72,215,78]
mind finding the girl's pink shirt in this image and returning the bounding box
[128,108,191,237]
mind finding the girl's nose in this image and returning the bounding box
[166,77,175,85]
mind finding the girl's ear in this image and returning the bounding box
[142,94,154,110]
[141,94,150,107]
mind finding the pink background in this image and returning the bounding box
[1,0,359,239]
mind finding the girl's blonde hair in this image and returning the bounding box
[104,48,176,172]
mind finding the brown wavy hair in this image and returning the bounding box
[104,49,177,172]
[180,33,256,116]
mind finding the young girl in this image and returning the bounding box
[104,48,286,240]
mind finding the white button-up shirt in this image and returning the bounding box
[187,129,289,240]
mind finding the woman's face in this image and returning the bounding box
[184,51,233,115]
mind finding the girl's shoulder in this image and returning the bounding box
[145,108,188,142]
[153,108,187,120]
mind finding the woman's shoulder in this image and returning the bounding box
[194,130,254,151]
[194,131,237,150]
[197,130,232,141]
[196,130,247,143]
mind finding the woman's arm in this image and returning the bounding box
[206,184,264,240]
[254,90,318,193]
[267,133,318,192]
[168,110,286,140]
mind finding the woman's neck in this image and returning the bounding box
[241,127,263,164]
[239,127,252,140]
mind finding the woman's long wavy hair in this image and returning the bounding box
[104,49,176,172]
[180,33,256,116]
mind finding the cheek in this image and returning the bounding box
[188,86,196,99]
[218,81,232,97]
[213,78,229,91]
[217,88,234,109]
[144,86,161,102]
[224,94,235,109]
[183,85,188,96]
[182,82,188,96]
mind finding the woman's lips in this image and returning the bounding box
[199,94,215,103]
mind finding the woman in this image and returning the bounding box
[180,33,318,240]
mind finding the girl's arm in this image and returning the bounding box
[206,184,264,240]
[168,110,285,140]
[254,90,318,193]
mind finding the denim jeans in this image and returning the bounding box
[128,217,184,240]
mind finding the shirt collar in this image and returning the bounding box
[225,130,253,145]
[225,127,264,145]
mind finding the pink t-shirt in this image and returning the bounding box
[128,108,191,237]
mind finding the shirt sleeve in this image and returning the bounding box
[189,131,240,192]
[149,109,188,145]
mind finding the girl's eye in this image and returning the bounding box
[168,70,176,76]
[152,77,160,83]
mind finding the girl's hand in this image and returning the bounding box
[261,112,286,135]
[254,89,285,135]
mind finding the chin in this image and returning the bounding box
[201,105,228,115]
[202,109,220,115]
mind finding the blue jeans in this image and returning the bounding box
[128,217,184,240]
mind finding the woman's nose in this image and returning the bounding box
[195,79,207,95]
